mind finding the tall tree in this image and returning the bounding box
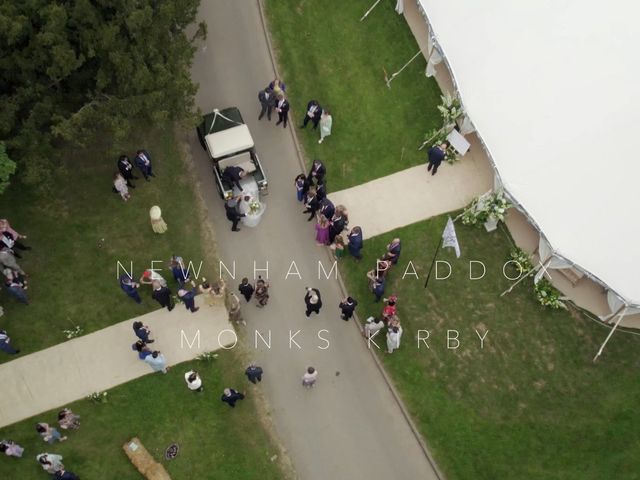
[0,0,206,184]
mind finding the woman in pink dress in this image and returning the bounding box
[315,215,330,245]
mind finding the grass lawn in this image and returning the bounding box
[265,0,442,191]
[339,215,640,480]
[0,351,285,479]
[0,125,209,362]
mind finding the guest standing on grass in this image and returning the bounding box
[144,350,168,373]
[36,453,64,473]
[113,172,130,201]
[301,100,322,129]
[134,149,155,180]
[315,215,330,246]
[0,440,24,458]
[169,255,189,287]
[0,249,25,276]
[339,296,358,321]
[245,363,263,384]
[36,423,66,444]
[0,219,31,252]
[221,388,245,408]
[4,268,29,304]
[304,287,322,317]
[347,227,363,260]
[384,238,402,265]
[387,325,403,354]
[57,408,80,430]
[275,95,290,128]
[258,86,276,121]
[427,143,447,176]
[151,281,174,311]
[117,155,137,188]
[185,370,203,392]
[0,330,20,355]
[238,277,255,302]
[302,367,318,388]
[363,317,385,339]
[54,468,80,480]
[140,268,168,288]
[295,173,307,202]
[178,281,200,313]
[318,110,333,144]
[307,159,326,184]
[133,321,154,344]
[120,274,141,304]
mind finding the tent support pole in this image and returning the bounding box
[592,305,627,363]
[499,263,541,297]
[360,0,384,21]
[386,50,424,88]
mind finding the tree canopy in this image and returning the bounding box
[0,0,205,184]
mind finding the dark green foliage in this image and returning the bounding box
[0,0,206,184]
[0,142,16,193]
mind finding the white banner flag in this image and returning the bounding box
[442,216,461,258]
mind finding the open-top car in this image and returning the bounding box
[197,107,267,199]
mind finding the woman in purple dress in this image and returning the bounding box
[315,215,330,245]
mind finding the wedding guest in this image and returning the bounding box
[339,296,358,321]
[0,219,31,252]
[199,277,226,307]
[387,325,403,354]
[185,370,203,392]
[139,269,167,288]
[427,142,447,176]
[132,339,152,360]
[238,277,255,302]
[0,249,25,276]
[376,259,392,279]
[295,173,307,202]
[57,408,80,430]
[301,99,322,129]
[113,172,130,201]
[0,330,20,355]
[384,238,402,265]
[318,110,333,144]
[222,166,246,192]
[328,210,346,244]
[221,388,245,408]
[225,197,245,232]
[254,277,270,307]
[258,85,276,121]
[347,227,363,260]
[304,287,322,317]
[307,160,326,184]
[363,317,385,339]
[268,78,286,96]
[228,292,244,326]
[119,274,141,304]
[382,295,398,321]
[315,178,327,202]
[275,95,290,128]
[144,350,168,374]
[245,363,264,384]
[302,366,318,388]
[303,187,320,221]
[319,197,335,221]
[178,281,200,313]
[36,453,64,473]
[4,268,29,304]
[0,440,24,458]
[36,423,67,444]
[133,321,154,344]
[315,215,330,246]
[332,235,346,259]
[169,255,189,287]
[151,280,174,311]
[134,149,155,180]
[387,315,401,330]
[117,154,137,187]
[54,468,80,480]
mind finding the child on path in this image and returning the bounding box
[295,174,307,202]
[302,367,318,388]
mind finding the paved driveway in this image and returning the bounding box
[189,2,440,479]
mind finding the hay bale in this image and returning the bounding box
[123,437,172,480]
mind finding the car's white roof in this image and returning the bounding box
[205,124,254,159]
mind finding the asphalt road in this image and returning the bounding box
[189,1,440,478]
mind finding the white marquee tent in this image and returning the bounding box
[413,0,640,316]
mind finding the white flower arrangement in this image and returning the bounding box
[63,325,83,339]
[534,279,568,310]
[437,93,463,125]
[197,351,219,361]
[461,190,512,226]
[509,247,534,276]
[248,201,261,215]
[87,391,108,403]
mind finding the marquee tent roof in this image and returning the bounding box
[417,0,640,308]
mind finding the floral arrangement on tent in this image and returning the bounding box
[63,325,83,339]
[423,128,459,164]
[437,93,464,125]
[461,190,512,226]
[534,278,568,310]
[87,391,108,404]
[508,247,534,276]
[248,200,261,215]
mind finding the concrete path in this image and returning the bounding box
[189,1,440,479]
[329,133,494,239]
[0,298,232,428]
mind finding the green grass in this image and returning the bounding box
[0,352,284,479]
[339,216,640,480]
[0,125,208,361]
[265,0,442,190]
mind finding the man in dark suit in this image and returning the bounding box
[307,159,326,184]
[151,281,174,311]
[328,211,346,244]
[258,86,277,121]
[117,155,137,188]
[319,197,335,221]
[134,149,154,180]
[275,95,290,127]
[303,188,320,222]
[225,197,245,232]
[427,143,447,176]
[315,178,327,202]
[301,100,322,129]
[222,166,246,191]
[221,388,245,408]
[304,287,322,317]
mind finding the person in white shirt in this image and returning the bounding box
[363,316,384,339]
[36,453,64,473]
[302,366,318,388]
[386,325,403,354]
[113,173,130,201]
[185,370,203,392]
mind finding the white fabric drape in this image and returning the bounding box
[395,0,404,14]
[457,115,475,134]
[534,237,573,284]
[425,36,442,77]
[600,290,640,319]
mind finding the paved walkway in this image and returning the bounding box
[328,132,494,239]
[0,298,232,428]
